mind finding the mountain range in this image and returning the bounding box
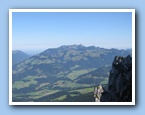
[12,45,131,102]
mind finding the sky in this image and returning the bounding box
[12,11,132,53]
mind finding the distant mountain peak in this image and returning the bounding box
[12,50,25,54]
[58,44,85,50]
[12,50,30,65]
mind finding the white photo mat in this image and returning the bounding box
[9,9,135,105]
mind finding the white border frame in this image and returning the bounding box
[9,9,135,105]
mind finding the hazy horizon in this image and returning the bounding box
[12,44,132,55]
[12,11,132,53]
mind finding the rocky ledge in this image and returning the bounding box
[94,55,132,102]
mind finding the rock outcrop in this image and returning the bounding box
[94,55,132,102]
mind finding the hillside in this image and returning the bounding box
[12,45,131,102]
[12,50,30,65]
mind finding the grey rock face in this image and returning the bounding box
[94,55,132,102]
[94,85,104,102]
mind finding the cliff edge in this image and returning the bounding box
[94,55,132,102]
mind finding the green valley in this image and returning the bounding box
[12,45,131,102]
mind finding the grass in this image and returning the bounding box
[53,80,90,89]
[12,66,108,102]
[13,80,37,89]
[71,65,80,70]
[24,75,47,81]
[100,77,108,85]
[31,59,54,65]
[66,69,96,80]
[51,87,94,101]
[27,89,60,99]
[52,95,67,101]
[69,87,94,94]
[36,82,50,90]
[13,76,47,89]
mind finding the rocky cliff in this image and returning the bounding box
[94,55,132,102]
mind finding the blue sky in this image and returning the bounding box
[12,12,132,53]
